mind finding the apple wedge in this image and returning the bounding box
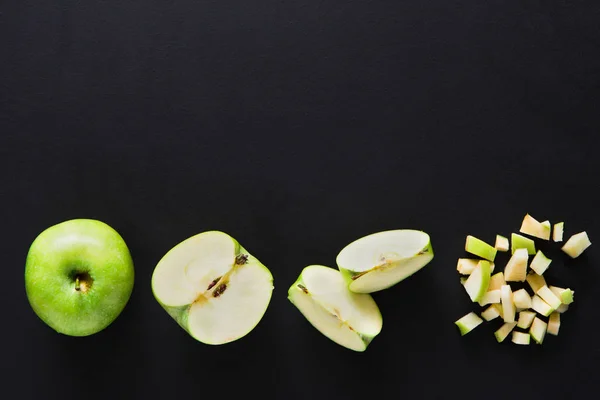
[561,231,592,258]
[530,250,552,275]
[519,214,551,240]
[500,285,516,323]
[495,235,509,252]
[288,265,382,351]
[517,311,536,329]
[463,260,492,302]
[530,317,548,344]
[455,312,483,335]
[553,222,564,242]
[494,322,517,343]
[336,230,434,293]
[151,231,274,345]
[504,248,528,282]
[465,235,497,261]
[511,233,536,255]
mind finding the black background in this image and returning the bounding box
[1,1,599,399]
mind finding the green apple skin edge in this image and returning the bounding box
[288,265,382,352]
[151,231,274,345]
[336,230,434,294]
[24,219,135,337]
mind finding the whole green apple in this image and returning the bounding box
[25,219,135,336]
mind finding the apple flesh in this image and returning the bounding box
[494,322,517,343]
[151,231,274,345]
[504,248,528,282]
[336,230,434,293]
[549,286,574,305]
[513,289,532,309]
[456,258,480,275]
[553,222,564,242]
[526,272,547,293]
[511,331,531,345]
[500,284,515,323]
[530,250,552,275]
[531,295,554,317]
[465,235,497,261]
[511,233,536,255]
[24,219,135,336]
[536,285,562,310]
[478,289,501,306]
[488,272,506,291]
[517,311,536,329]
[519,214,551,240]
[495,235,509,252]
[481,305,501,321]
[288,265,382,351]
[455,312,483,335]
[547,312,560,336]
[561,231,592,258]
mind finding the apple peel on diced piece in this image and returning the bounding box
[455,312,483,336]
[547,313,560,336]
[519,214,551,240]
[288,265,382,352]
[531,295,554,317]
[512,331,531,345]
[537,286,562,310]
[530,250,552,275]
[463,261,492,302]
[504,248,528,282]
[553,222,564,242]
[500,284,516,323]
[151,231,274,345]
[336,229,434,294]
[549,286,574,305]
[495,235,509,252]
[561,231,592,258]
[517,311,536,329]
[511,233,536,255]
[465,235,497,261]
[530,317,548,344]
[495,322,517,343]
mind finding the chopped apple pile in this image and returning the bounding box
[454,213,591,345]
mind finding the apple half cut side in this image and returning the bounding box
[151,231,274,345]
[288,265,382,352]
[336,230,433,293]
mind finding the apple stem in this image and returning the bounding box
[75,277,80,291]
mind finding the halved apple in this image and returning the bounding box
[288,265,382,351]
[336,229,433,293]
[151,231,274,345]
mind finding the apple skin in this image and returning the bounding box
[25,219,135,337]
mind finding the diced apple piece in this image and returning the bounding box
[561,231,591,258]
[549,286,575,305]
[456,258,480,275]
[492,303,504,319]
[455,312,483,335]
[504,248,528,282]
[530,317,548,344]
[547,312,560,336]
[517,310,536,329]
[553,222,564,242]
[526,272,546,293]
[519,214,551,240]
[463,260,492,302]
[500,285,515,323]
[488,272,506,291]
[465,235,497,261]
[556,303,569,313]
[537,285,562,310]
[494,322,517,343]
[481,304,501,321]
[512,331,531,345]
[530,250,552,275]
[531,295,554,317]
[511,233,536,255]
[513,289,532,309]
[495,235,509,252]
[478,290,501,306]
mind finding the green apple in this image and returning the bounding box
[494,322,517,343]
[530,317,548,344]
[511,233,536,255]
[288,265,382,351]
[536,285,562,310]
[151,230,273,345]
[463,260,492,302]
[519,214,551,240]
[465,235,497,261]
[530,250,552,275]
[24,219,135,336]
[455,312,483,335]
[531,295,554,317]
[549,286,574,305]
[335,229,433,293]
